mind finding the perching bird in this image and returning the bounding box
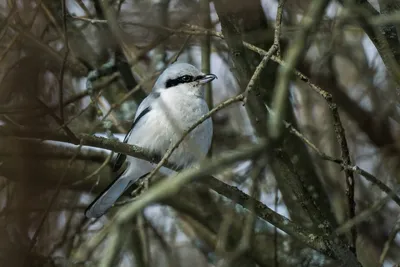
[85,63,216,218]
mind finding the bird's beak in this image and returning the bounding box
[197,74,218,84]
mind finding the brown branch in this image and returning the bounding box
[0,128,163,167]
[202,176,334,257]
[79,141,267,260]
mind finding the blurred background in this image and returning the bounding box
[0,0,400,266]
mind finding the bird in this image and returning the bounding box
[85,63,216,219]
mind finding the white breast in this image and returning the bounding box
[127,88,213,168]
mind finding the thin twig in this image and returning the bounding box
[72,152,114,186]
[290,123,400,205]
[34,97,79,142]
[0,73,119,116]
[218,160,265,267]
[241,0,285,114]
[379,216,400,265]
[58,0,69,123]
[274,186,279,267]
[268,0,330,138]
[274,0,286,58]
[94,74,157,130]
[335,187,400,235]
[6,23,87,76]
[27,140,85,255]
[263,105,400,207]
[99,225,122,267]
[75,0,92,17]
[200,0,213,110]
[242,47,277,104]
[203,176,333,257]
[201,0,213,157]
[170,35,191,64]
[331,100,357,254]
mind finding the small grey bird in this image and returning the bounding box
[85,63,216,218]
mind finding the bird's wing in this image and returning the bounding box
[85,92,160,219]
[112,92,160,173]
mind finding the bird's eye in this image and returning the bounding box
[180,75,193,82]
[165,75,194,88]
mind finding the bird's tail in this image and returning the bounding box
[85,157,165,219]
[85,175,134,219]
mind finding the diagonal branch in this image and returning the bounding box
[268,0,330,138]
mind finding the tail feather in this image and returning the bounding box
[85,158,164,219]
[85,176,133,219]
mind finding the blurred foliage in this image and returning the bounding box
[0,0,400,266]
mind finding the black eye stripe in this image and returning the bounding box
[165,75,195,88]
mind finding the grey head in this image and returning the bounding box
[153,63,217,92]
